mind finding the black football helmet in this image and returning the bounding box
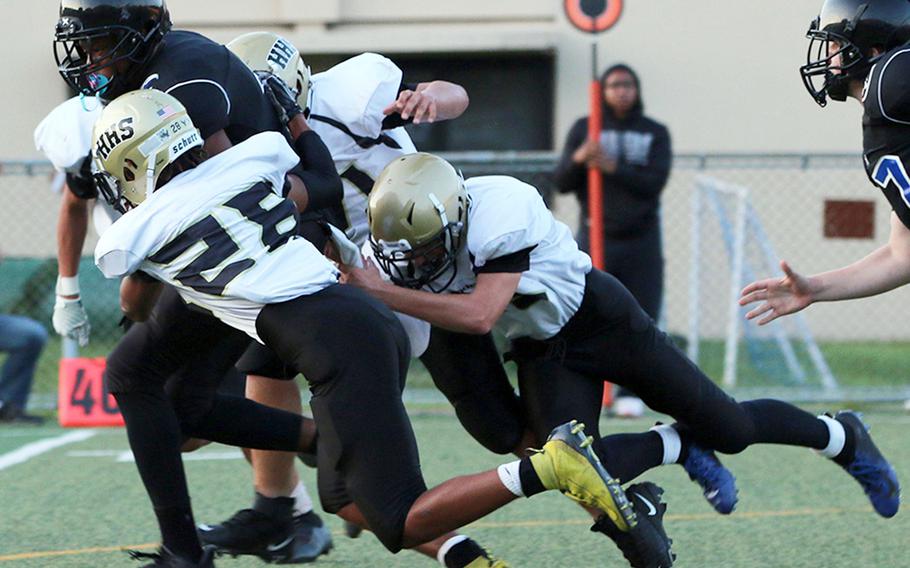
[801,0,910,106]
[54,0,171,99]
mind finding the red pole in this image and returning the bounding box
[585,50,613,407]
[586,79,604,271]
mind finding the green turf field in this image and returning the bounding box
[0,406,907,567]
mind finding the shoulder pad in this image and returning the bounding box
[873,48,910,124]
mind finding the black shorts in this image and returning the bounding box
[255,284,423,553]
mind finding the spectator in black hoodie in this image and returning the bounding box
[554,63,672,417]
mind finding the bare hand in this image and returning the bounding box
[587,151,618,174]
[341,257,388,295]
[739,260,814,325]
[384,90,437,124]
[572,138,601,164]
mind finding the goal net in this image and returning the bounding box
[687,176,840,396]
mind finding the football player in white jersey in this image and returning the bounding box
[204,33,506,568]
[34,95,108,347]
[92,89,669,568]
[347,153,902,564]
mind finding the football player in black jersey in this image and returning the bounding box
[54,1,342,565]
[741,0,905,518]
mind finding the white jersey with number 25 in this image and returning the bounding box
[95,132,339,342]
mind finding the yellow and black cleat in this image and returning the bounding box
[529,420,637,532]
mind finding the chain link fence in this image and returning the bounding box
[2,154,908,404]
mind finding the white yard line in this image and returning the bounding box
[0,430,96,471]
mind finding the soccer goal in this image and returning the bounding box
[687,175,839,395]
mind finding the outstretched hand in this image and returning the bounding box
[739,260,814,325]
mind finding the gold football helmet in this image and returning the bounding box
[368,153,468,290]
[226,31,311,108]
[92,89,202,207]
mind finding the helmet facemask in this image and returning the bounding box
[54,1,171,99]
[800,15,873,106]
[371,193,466,293]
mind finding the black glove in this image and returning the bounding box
[256,71,304,126]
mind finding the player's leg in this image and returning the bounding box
[196,362,331,564]
[106,287,235,564]
[108,289,319,565]
[605,229,664,418]
[574,269,900,517]
[420,327,528,455]
[257,285,668,563]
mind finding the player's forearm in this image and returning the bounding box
[119,274,163,322]
[417,81,469,121]
[372,284,495,335]
[56,187,89,281]
[811,244,910,302]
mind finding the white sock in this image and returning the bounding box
[497,460,524,497]
[291,481,313,516]
[816,415,846,459]
[650,424,682,465]
[437,534,468,566]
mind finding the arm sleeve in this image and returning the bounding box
[609,125,672,198]
[553,118,589,195]
[380,79,420,129]
[291,130,343,211]
[166,81,231,140]
[473,245,535,274]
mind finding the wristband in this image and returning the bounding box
[56,275,80,297]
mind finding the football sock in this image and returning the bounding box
[496,460,524,497]
[518,456,547,497]
[651,425,682,465]
[437,535,468,566]
[823,414,857,466]
[596,431,666,483]
[155,506,203,562]
[253,492,295,521]
[440,536,493,568]
[291,481,314,516]
[114,389,202,560]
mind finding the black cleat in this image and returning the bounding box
[834,411,901,518]
[592,482,675,568]
[198,509,331,564]
[129,545,216,567]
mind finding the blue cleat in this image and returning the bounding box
[682,442,738,514]
[835,411,901,518]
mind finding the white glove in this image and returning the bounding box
[327,224,364,268]
[54,275,90,346]
[53,296,91,347]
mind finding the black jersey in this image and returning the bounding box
[862,46,910,230]
[135,30,284,143]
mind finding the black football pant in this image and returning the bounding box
[256,284,426,553]
[579,223,663,400]
[509,269,830,481]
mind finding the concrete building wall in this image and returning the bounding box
[2,0,862,159]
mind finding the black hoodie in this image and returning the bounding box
[554,64,672,238]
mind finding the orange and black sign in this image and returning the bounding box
[564,0,623,33]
